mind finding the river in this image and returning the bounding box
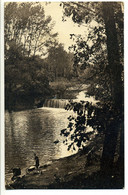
[5,92,98,184]
[5,106,76,184]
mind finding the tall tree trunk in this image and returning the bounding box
[101,2,123,173]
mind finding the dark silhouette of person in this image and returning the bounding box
[34,153,39,169]
[11,168,21,181]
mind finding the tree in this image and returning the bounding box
[60,2,124,176]
[5,2,57,59]
[5,56,54,111]
[4,2,57,110]
[46,43,74,80]
[100,2,123,172]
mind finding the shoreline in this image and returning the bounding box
[6,135,104,189]
[6,133,124,189]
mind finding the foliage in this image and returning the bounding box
[60,1,124,167]
[46,43,74,81]
[5,2,57,59]
[61,2,112,103]
[5,2,76,110]
[5,56,53,110]
[4,2,58,110]
[61,101,97,151]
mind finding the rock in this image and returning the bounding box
[27,166,36,172]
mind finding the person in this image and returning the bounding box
[34,153,39,169]
[11,167,21,181]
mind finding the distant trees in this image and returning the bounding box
[46,43,74,80]
[60,2,124,178]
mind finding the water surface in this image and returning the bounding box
[5,107,75,183]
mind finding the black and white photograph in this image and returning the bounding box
[0,0,125,191]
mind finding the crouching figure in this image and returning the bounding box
[11,167,21,181]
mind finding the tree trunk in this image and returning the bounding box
[101,2,123,173]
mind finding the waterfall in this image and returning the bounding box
[43,91,99,109]
[43,99,69,108]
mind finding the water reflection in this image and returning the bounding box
[5,107,76,183]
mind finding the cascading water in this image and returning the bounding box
[43,91,99,108]
[43,91,99,109]
[43,99,69,108]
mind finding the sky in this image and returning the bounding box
[43,2,88,51]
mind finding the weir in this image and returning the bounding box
[43,99,69,108]
[43,91,98,109]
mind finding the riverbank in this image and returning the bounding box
[49,78,88,99]
[6,78,88,112]
[6,134,124,189]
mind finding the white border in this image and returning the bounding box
[1,0,128,195]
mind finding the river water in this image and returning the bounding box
[5,106,76,183]
[5,91,98,183]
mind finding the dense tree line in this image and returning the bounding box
[5,2,74,111]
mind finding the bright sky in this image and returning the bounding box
[43,2,88,51]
